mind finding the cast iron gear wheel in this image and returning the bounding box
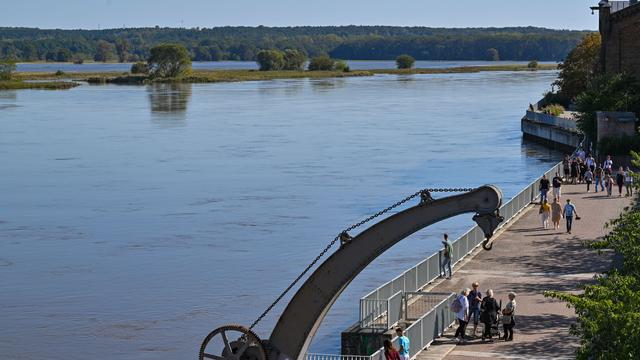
[199,324,266,360]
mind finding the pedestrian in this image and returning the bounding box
[441,234,453,279]
[584,167,593,192]
[563,199,579,234]
[551,197,562,230]
[395,328,410,360]
[616,167,625,197]
[563,155,571,181]
[502,292,517,341]
[586,154,596,172]
[625,167,634,197]
[480,289,499,342]
[603,155,613,175]
[467,282,482,337]
[577,148,586,162]
[605,174,614,197]
[579,160,587,184]
[570,158,579,184]
[539,175,550,203]
[552,172,562,200]
[383,339,400,360]
[539,199,551,229]
[453,288,470,343]
[594,165,603,192]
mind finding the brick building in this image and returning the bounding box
[595,0,640,78]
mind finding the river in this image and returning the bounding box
[0,70,561,359]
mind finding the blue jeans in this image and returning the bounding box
[540,189,548,202]
[566,216,573,233]
[441,257,452,278]
[595,177,601,192]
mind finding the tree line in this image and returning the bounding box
[0,26,590,62]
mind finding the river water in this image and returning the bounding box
[0,71,560,359]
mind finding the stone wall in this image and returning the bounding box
[601,3,640,78]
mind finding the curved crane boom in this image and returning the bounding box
[267,185,503,360]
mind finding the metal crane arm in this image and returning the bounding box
[267,185,503,360]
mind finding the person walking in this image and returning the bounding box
[603,155,613,175]
[467,282,483,337]
[441,234,453,279]
[562,155,571,181]
[594,165,604,192]
[563,199,579,234]
[551,197,562,230]
[570,158,579,184]
[552,172,562,200]
[502,292,517,341]
[453,288,470,343]
[616,167,625,197]
[539,199,551,229]
[539,175,550,203]
[586,154,596,172]
[584,167,593,192]
[480,289,499,342]
[395,328,410,360]
[605,174,614,197]
[625,167,634,197]
[383,340,400,360]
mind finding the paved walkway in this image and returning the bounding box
[415,184,633,360]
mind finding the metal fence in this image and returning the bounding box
[305,354,374,360]
[525,110,577,131]
[359,291,403,329]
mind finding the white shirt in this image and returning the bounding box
[456,294,469,321]
[604,159,613,170]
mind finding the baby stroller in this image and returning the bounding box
[480,299,502,342]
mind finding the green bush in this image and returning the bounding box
[396,54,415,69]
[0,60,16,80]
[541,104,565,116]
[131,62,149,74]
[542,91,571,108]
[334,60,350,72]
[308,55,335,71]
[256,49,286,71]
[54,70,65,76]
[282,49,306,71]
[527,60,538,69]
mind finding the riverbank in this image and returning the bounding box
[12,64,558,86]
[0,80,79,90]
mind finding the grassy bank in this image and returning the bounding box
[11,63,558,87]
[0,80,79,90]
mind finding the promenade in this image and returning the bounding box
[416,184,633,360]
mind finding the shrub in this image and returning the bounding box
[0,60,16,80]
[334,60,350,72]
[308,55,335,71]
[282,49,306,71]
[147,44,192,78]
[541,104,565,116]
[396,54,415,69]
[486,48,500,61]
[54,70,65,76]
[256,49,286,71]
[131,62,149,74]
[527,60,539,69]
[542,91,571,108]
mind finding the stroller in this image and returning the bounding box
[480,299,502,342]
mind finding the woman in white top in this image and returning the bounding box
[454,288,470,343]
[625,167,634,197]
[502,292,517,341]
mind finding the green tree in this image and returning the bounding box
[94,40,113,62]
[56,49,72,62]
[527,60,538,69]
[115,38,130,63]
[334,60,350,72]
[256,49,285,71]
[554,33,601,100]
[147,43,192,78]
[283,49,306,71]
[0,60,16,80]
[575,73,640,144]
[486,48,500,61]
[308,55,335,71]
[396,54,415,69]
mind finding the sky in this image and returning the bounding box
[4,0,599,30]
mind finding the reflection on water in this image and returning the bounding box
[310,78,346,92]
[0,90,17,100]
[148,83,192,122]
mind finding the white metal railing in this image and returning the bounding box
[359,291,402,329]
[305,354,374,360]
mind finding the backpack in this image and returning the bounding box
[451,297,462,313]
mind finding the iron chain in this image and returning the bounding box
[248,187,475,330]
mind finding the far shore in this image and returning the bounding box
[3,64,558,90]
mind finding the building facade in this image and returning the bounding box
[597,0,640,77]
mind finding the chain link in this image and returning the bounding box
[248,187,475,330]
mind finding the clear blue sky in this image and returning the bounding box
[5,0,598,30]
